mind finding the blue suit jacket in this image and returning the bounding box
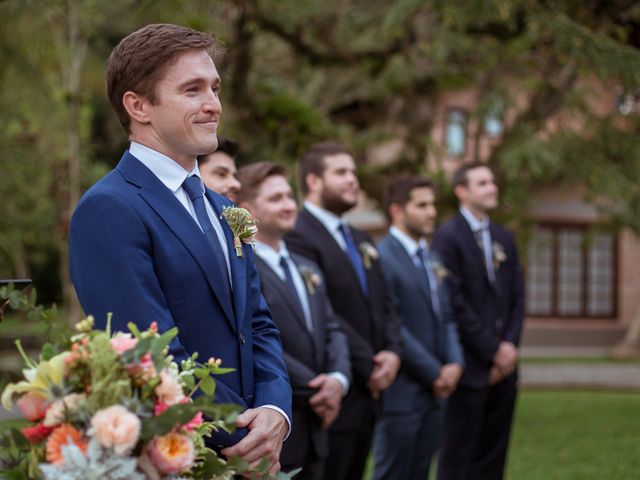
[431,212,525,389]
[377,234,463,414]
[69,151,292,446]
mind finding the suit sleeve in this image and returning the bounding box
[69,192,250,413]
[439,281,465,366]
[502,232,525,346]
[432,228,499,365]
[246,258,293,420]
[321,284,352,382]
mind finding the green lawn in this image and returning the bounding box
[363,390,640,480]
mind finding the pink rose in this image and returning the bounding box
[147,432,195,474]
[110,335,138,355]
[155,369,185,406]
[16,392,49,421]
[154,399,203,432]
[126,353,156,383]
[89,405,141,455]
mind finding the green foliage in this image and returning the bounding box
[86,333,131,411]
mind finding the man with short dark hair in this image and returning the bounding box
[373,176,464,480]
[236,161,351,479]
[197,137,241,202]
[69,24,291,474]
[286,142,402,480]
[432,162,525,480]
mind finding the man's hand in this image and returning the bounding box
[308,374,343,425]
[493,341,518,377]
[432,364,463,398]
[367,350,401,399]
[489,366,504,385]
[221,407,288,475]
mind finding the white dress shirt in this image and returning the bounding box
[255,240,350,395]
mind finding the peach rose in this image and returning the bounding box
[89,405,141,455]
[110,335,138,356]
[147,432,195,474]
[155,369,185,405]
[16,392,49,421]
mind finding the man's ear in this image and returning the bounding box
[305,173,322,195]
[453,184,467,202]
[122,91,151,125]
[388,203,403,225]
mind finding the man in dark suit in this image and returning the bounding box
[432,162,525,480]
[373,176,464,480]
[236,161,351,479]
[68,24,290,474]
[285,142,402,480]
[197,137,241,203]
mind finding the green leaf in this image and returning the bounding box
[200,374,216,397]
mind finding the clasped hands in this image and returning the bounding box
[308,374,344,428]
[433,363,463,398]
[367,350,401,400]
[489,341,518,385]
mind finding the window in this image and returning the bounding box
[444,110,467,157]
[526,224,617,318]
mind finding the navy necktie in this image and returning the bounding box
[416,247,441,317]
[279,255,309,328]
[182,176,231,295]
[338,223,368,296]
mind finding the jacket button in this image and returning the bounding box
[239,333,246,344]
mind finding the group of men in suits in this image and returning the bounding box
[69,22,524,480]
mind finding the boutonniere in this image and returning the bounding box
[298,265,322,295]
[220,206,258,257]
[430,260,449,282]
[358,242,379,269]
[492,242,507,270]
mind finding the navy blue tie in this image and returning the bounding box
[279,256,306,318]
[182,176,231,295]
[338,223,368,296]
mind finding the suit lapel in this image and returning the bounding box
[385,234,437,317]
[256,257,309,334]
[116,152,237,331]
[455,213,498,294]
[206,191,247,324]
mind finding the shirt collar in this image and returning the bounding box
[390,226,428,257]
[304,200,343,234]
[130,141,200,193]
[255,240,289,272]
[459,206,489,232]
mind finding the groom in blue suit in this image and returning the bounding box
[68,24,291,474]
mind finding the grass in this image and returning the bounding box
[362,390,640,480]
[520,356,640,364]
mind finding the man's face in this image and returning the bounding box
[399,187,437,238]
[143,49,221,165]
[250,175,298,238]
[200,152,240,202]
[458,166,498,212]
[317,153,359,214]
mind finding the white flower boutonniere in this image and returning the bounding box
[221,206,258,257]
[358,242,379,269]
[430,260,449,283]
[492,242,507,270]
[298,265,322,295]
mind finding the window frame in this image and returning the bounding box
[526,221,618,320]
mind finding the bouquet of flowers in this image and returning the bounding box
[0,286,293,479]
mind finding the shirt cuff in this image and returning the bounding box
[258,405,291,440]
[328,371,350,397]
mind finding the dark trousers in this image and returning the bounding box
[437,373,518,480]
[372,405,443,480]
[323,425,374,480]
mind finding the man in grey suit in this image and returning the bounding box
[237,162,351,480]
[373,176,464,480]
